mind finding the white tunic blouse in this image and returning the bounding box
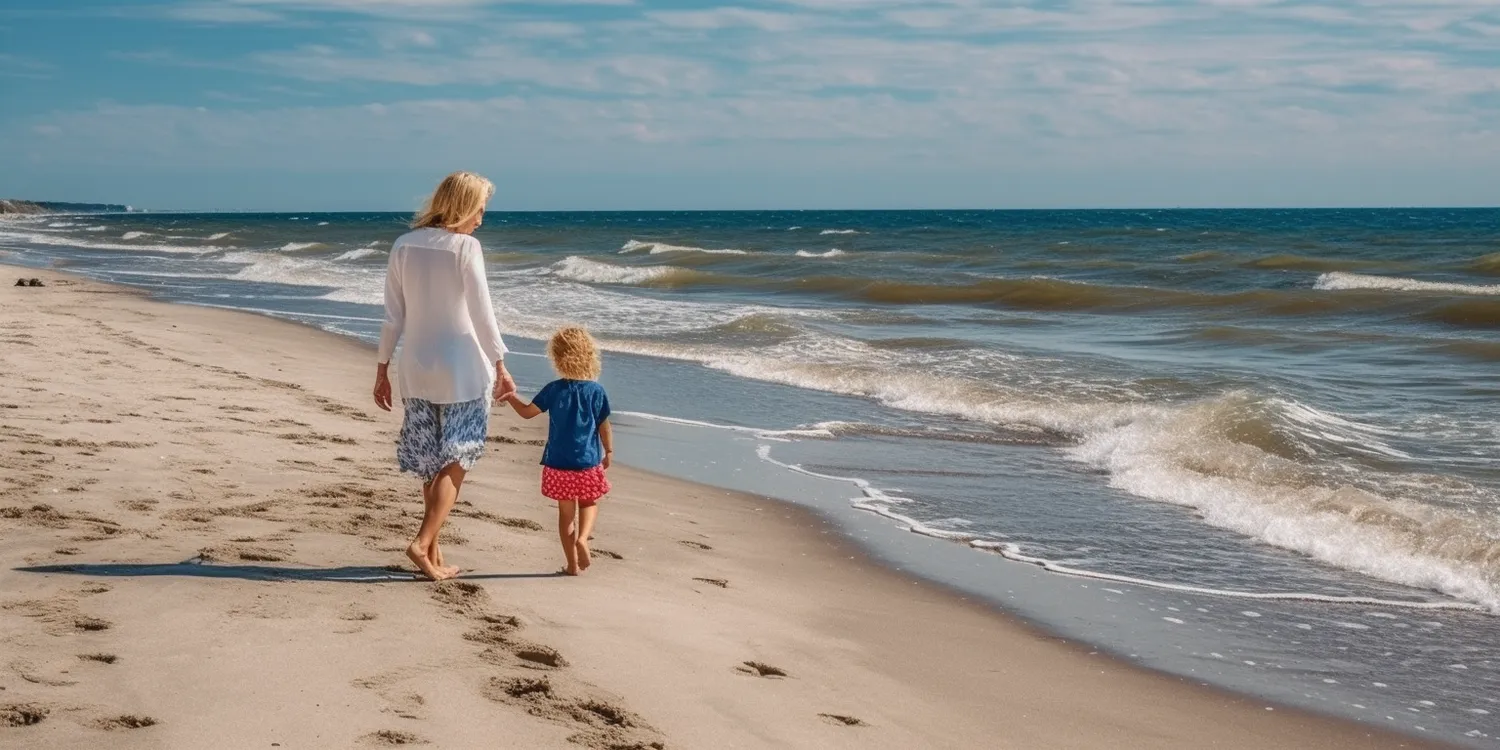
[377,227,508,404]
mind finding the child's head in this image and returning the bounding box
[547,326,601,381]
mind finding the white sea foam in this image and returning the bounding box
[84,226,107,232]
[552,256,682,285]
[317,221,330,226]
[614,411,834,441]
[278,242,323,252]
[334,248,382,262]
[819,229,860,235]
[207,232,230,240]
[224,251,382,300]
[567,327,1500,612]
[0,228,216,255]
[755,446,1484,612]
[619,239,747,255]
[795,249,846,258]
[47,222,76,228]
[1316,272,1500,296]
[122,231,151,240]
[1069,396,1500,611]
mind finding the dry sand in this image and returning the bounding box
[0,265,1442,749]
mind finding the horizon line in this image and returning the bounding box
[14,204,1500,215]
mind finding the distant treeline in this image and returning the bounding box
[0,199,135,214]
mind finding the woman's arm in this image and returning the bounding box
[460,240,515,399]
[374,249,404,411]
[599,419,613,470]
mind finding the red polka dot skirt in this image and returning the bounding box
[541,465,611,505]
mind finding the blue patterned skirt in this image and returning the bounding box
[397,397,489,483]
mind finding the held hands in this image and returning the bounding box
[492,362,517,402]
[373,365,393,412]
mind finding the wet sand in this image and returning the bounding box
[0,264,1442,748]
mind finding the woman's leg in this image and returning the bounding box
[421,480,460,578]
[574,503,598,572]
[407,463,466,580]
[557,501,580,575]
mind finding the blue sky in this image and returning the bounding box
[1,1,1498,210]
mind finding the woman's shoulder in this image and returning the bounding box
[394,227,473,251]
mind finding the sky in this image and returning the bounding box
[0,1,1498,211]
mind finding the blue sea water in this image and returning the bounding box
[3,208,1499,745]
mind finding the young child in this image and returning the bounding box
[503,326,613,575]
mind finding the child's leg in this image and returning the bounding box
[557,501,580,575]
[574,503,599,572]
[407,463,465,581]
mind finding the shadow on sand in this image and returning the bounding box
[17,558,563,583]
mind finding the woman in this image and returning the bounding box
[373,171,515,581]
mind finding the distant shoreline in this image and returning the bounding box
[0,199,135,214]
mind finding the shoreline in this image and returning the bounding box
[0,262,1446,748]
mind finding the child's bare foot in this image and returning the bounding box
[575,539,591,572]
[562,565,581,576]
[406,542,451,581]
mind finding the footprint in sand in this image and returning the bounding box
[362,729,427,746]
[95,715,157,730]
[678,541,713,551]
[511,642,569,670]
[819,713,868,727]
[591,548,624,560]
[78,653,118,664]
[736,661,788,678]
[692,577,728,589]
[463,614,522,645]
[1,703,49,727]
[482,677,661,750]
[454,508,544,531]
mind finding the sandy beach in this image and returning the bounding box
[0,265,1442,749]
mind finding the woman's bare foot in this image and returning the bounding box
[562,565,581,576]
[575,539,591,572]
[406,542,451,581]
[402,543,453,582]
[430,543,460,578]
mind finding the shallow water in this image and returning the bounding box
[4,208,1498,745]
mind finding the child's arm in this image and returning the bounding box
[503,393,542,420]
[599,419,613,470]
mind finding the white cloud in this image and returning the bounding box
[11,0,1500,207]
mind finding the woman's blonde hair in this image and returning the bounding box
[411,171,494,231]
[548,326,601,381]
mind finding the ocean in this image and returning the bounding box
[3,208,1498,745]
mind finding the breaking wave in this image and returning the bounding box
[277,242,324,253]
[619,239,747,255]
[1316,272,1500,296]
[334,248,382,262]
[551,256,694,286]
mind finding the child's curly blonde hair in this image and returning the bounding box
[547,326,601,381]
